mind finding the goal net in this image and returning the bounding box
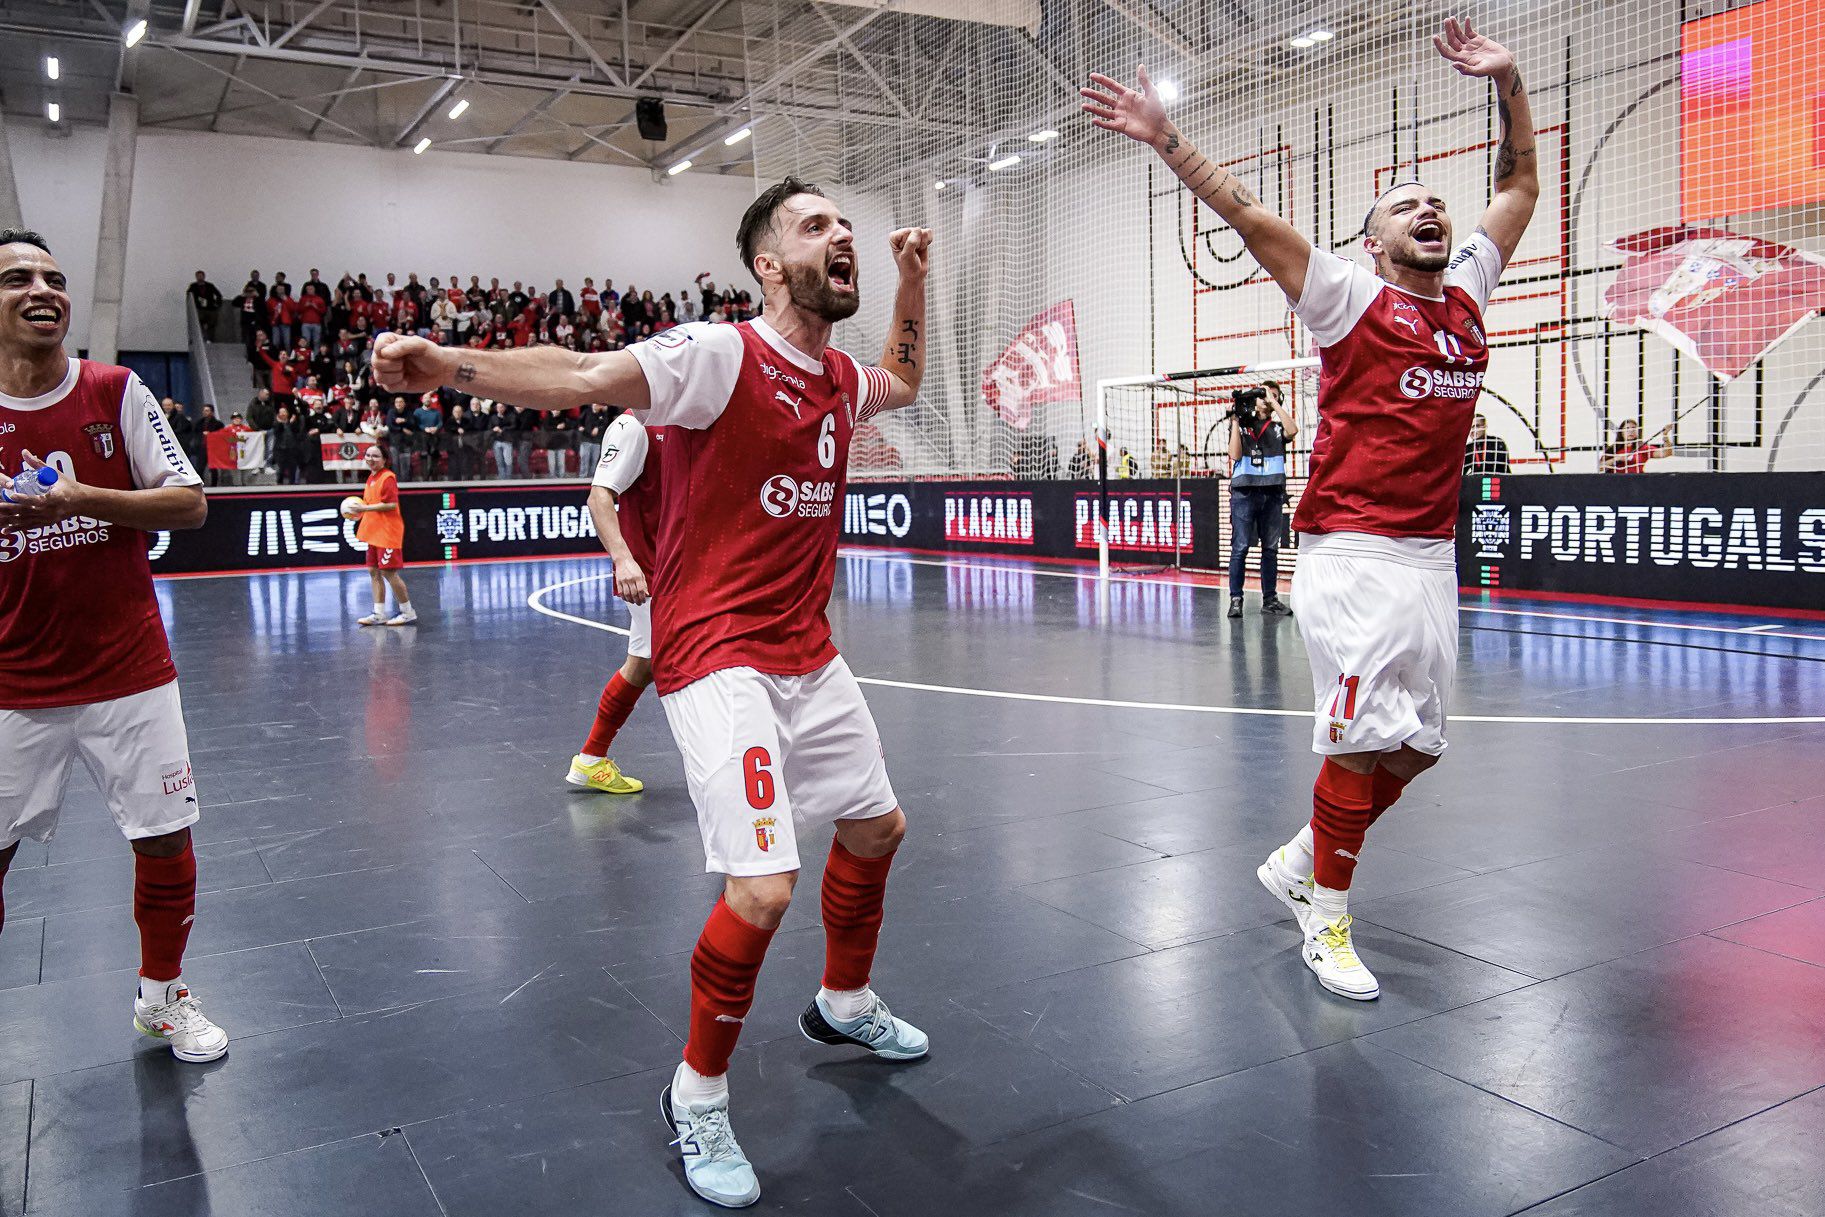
[729,0,1824,478]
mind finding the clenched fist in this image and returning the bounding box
[888,228,932,280]
[372,333,455,394]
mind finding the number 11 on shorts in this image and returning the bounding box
[1327,674,1359,743]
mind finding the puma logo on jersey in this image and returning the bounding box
[774,389,803,418]
[1393,316,1422,334]
[1334,848,1359,860]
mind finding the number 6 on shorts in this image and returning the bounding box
[743,746,776,810]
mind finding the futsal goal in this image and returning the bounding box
[1093,358,1320,582]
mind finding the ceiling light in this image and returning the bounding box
[723,126,752,146]
[124,18,147,47]
[988,154,1020,171]
[1309,29,1334,41]
[47,102,61,123]
[447,98,469,120]
[667,159,692,176]
[413,137,432,154]
[1291,36,1314,48]
[45,56,60,81]
[1155,79,1181,103]
[933,179,947,191]
[1028,129,1059,142]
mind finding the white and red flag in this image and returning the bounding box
[981,301,1082,428]
[1602,225,1825,382]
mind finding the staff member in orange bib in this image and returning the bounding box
[350,445,417,626]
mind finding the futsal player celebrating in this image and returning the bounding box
[0,230,229,1061]
[374,178,931,1208]
[1084,19,1538,999]
[349,444,417,626]
[565,409,660,795]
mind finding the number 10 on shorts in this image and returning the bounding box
[1327,674,1360,743]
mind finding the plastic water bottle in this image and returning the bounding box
[1,465,58,503]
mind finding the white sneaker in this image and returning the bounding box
[1256,847,1316,934]
[662,1078,760,1208]
[356,613,385,627]
[1302,915,1380,1001]
[385,608,418,626]
[134,981,230,1062]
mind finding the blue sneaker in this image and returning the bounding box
[798,991,930,1061]
[661,1082,760,1209]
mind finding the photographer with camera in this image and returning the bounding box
[1225,381,1297,618]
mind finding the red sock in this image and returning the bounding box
[821,839,895,992]
[684,897,776,1078]
[1310,760,1375,891]
[1367,767,1411,829]
[581,673,644,757]
[134,842,197,981]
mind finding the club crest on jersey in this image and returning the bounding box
[83,422,118,459]
[752,817,778,852]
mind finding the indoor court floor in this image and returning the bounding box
[2,550,1822,1217]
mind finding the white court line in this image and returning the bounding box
[528,573,1825,727]
[837,550,1825,644]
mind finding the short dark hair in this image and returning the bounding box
[736,176,827,284]
[0,228,51,255]
[1362,181,1427,238]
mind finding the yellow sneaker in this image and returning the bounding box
[566,755,644,794]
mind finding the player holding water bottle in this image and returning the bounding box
[0,228,230,1062]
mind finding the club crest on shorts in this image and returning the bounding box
[84,422,118,459]
[1329,721,1346,743]
[752,816,778,852]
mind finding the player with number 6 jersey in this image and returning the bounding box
[372,176,931,1210]
[0,228,229,1064]
[1085,19,1539,1003]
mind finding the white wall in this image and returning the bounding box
[11,125,757,352]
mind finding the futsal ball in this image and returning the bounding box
[340,496,364,521]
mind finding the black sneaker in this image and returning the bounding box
[1227,596,1243,618]
[1262,597,1294,617]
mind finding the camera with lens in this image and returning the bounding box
[1227,386,1267,421]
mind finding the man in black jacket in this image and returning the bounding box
[548,279,577,320]
[270,406,308,485]
[187,272,223,339]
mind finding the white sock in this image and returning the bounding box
[139,975,181,1003]
[396,601,414,616]
[820,985,874,1023]
[579,752,604,765]
[673,1059,729,1108]
[1282,824,1315,878]
[1310,883,1349,927]
[372,603,386,619]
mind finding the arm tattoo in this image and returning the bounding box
[1494,137,1517,182]
[895,319,920,366]
[1508,70,1524,98]
[1163,134,1180,153]
[1229,182,1257,209]
[455,362,476,384]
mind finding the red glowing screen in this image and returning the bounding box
[1681,0,1825,221]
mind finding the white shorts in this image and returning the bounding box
[661,657,898,877]
[1292,541,1458,757]
[626,600,652,661]
[0,680,201,848]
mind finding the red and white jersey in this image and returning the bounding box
[1291,231,1504,558]
[628,318,894,694]
[589,411,664,575]
[0,359,203,709]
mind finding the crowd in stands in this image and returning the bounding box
[185,266,761,482]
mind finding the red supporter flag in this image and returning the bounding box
[1601,225,1825,382]
[204,429,238,471]
[980,301,1082,429]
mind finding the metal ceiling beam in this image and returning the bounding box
[811,4,912,120]
[180,0,202,36]
[628,0,734,91]
[1098,0,1197,60]
[533,0,626,88]
[162,46,374,142]
[306,64,368,138]
[392,75,461,146]
[485,76,579,154]
[206,52,244,130]
[271,0,341,51]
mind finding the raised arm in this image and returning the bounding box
[371,332,651,413]
[1435,19,1538,267]
[871,228,931,411]
[1082,65,1312,301]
